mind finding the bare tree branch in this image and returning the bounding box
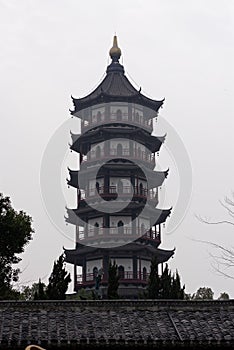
[195,214,234,226]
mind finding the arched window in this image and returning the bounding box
[118,265,125,279]
[97,111,101,123]
[116,109,122,121]
[143,267,147,280]
[137,146,141,158]
[141,223,145,235]
[96,146,101,158]
[93,267,98,280]
[139,182,143,196]
[117,179,123,194]
[117,220,124,235]
[96,182,100,194]
[94,222,99,235]
[117,143,123,156]
[135,112,140,123]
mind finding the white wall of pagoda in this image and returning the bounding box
[86,259,103,274]
[138,259,151,273]
[89,178,104,196]
[110,258,133,272]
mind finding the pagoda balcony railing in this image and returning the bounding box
[77,271,150,284]
[77,228,160,242]
[82,149,155,165]
[80,186,158,201]
[81,115,153,132]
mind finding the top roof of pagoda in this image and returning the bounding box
[71,36,164,113]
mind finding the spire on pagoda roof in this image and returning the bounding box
[109,35,121,62]
[71,36,164,113]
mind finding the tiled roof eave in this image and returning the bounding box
[71,93,163,113]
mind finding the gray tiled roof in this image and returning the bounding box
[0,300,234,349]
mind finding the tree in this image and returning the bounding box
[192,287,214,300]
[197,192,234,279]
[147,261,185,300]
[171,270,185,299]
[218,292,229,300]
[46,254,71,300]
[0,193,34,299]
[107,260,120,299]
[34,279,47,300]
[147,257,160,299]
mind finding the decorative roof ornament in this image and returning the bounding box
[109,35,121,62]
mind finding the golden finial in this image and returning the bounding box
[109,35,121,61]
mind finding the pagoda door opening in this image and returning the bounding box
[94,222,99,235]
[96,146,101,158]
[96,182,100,194]
[117,180,123,194]
[139,182,143,195]
[118,220,124,235]
[117,143,123,156]
[93,267,98,280]
[141,223,145,235]
[116,109,122,121]
[97,111,101,123]
[118,265,125,279]
[143,267,147,281]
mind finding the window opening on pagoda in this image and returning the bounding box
[93,267,98,280]
[118,265,125,279]
[97,111,101,123]
[117,179,123,194]
[116,109,122,121]
[137,146,141,158]
[141,223,145,235]
[94,222,99,235]
[135,112,140,123]
[96,145,101,158]
[96,182,100,193]
[139,182,143,196]
[143,267,147,280]
[117,143,123,156]
[117,220,124,235]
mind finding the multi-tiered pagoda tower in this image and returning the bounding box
[65,37,174,298]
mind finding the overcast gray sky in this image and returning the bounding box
[0,0,234,297]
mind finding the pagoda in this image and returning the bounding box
[65,36,174,298]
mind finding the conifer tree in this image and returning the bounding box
[34,279,47,300]
[107,260,120,299]
[147,257,160,299]
[147,260,185,300]
[46,254,71,300]
[159,264,172,299]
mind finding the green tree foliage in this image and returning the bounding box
[0,193,34,300]
[192,287,214,300]
[147,257,160,299]
[218,292,230,300]
[147,261,185,299]
[107,260,120,299]
[20,281,46,300]
[46,254,71,300]
[34,279,47,300]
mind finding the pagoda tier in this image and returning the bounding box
[65,243,175,265]
[64,243,174,293]
[65,205,171,226]
[70,130,165,154]
[70,59,164,114]
[67,166,169,190]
